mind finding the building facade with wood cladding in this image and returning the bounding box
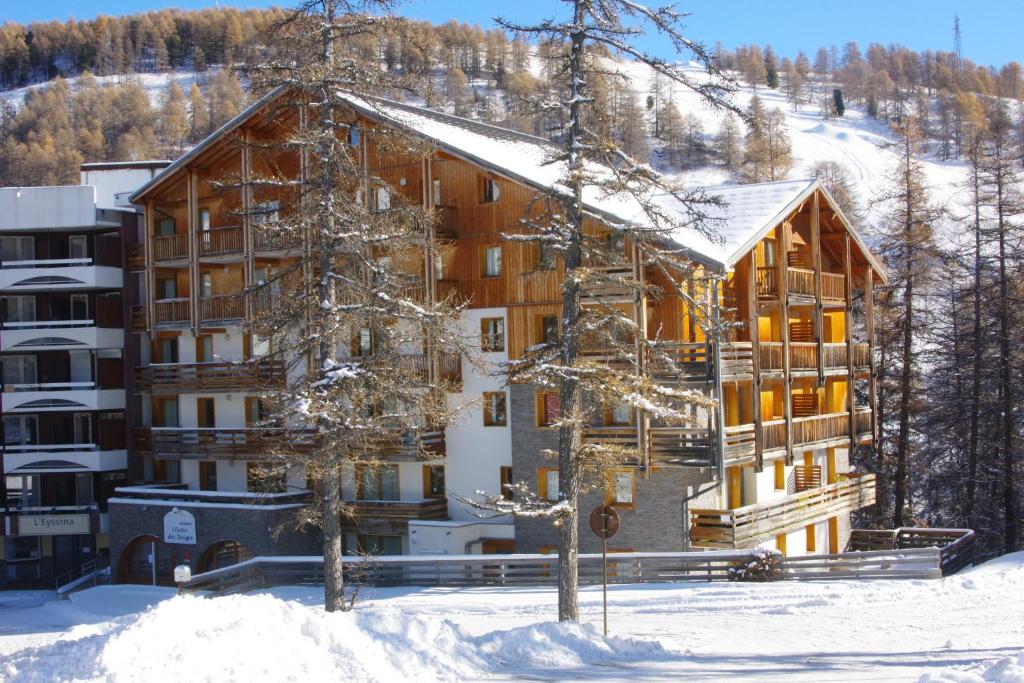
[109,88,884,582]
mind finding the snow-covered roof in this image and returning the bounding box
[131,87,885,278]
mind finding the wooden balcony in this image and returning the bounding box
[689,473,877,549]
[130,305,146,332]
[581,422,756,468]
[762,408,873,453]
[401,353,463,387]
[134,359,286,394]
[134,426,446,461]
[342,498,448,534]
[253,228,302,253]
[433,205,458,239]
[127,244,145,271]
[756,266,845,305]
[200,295,244,322]
[758,342,860,376]
[852,342,871,369]
[198,226,243,257]
[154,298,189,325]
[153,233,189,262]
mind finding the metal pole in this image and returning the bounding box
[602,534,608,636]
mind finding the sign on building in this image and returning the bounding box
[18,514,91,536]
[163,508,197,545]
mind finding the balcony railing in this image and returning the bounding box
[153,233,189,261]
[134,359,287,394]
[200,295,244,322]
[756,267,845,303]
[853,343,871,369]
[581,422,756,468]
[253,227,301,252]
[154,298,189,325]
[342,498,448,532]
[130,305,146,332]
[198,226,243,257]
[758,342,861,374]
[127,244,145,270]
[134,426,446,460]
[433,205,458,239]
[689,473,876,549]
[400,353,463,386]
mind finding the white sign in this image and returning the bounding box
[18,514,90,536]
[163,508,197,545]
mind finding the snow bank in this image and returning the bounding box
[1,593,682,682]
[919,652,1024,683]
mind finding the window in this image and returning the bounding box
[432,179,442,206]
[198,208,212,232]
[483,246,502,277]
[483,391,507,426]
[254,200,280,225]
[358,465,399,500]
[73,413,91,445]
[154,398,179,428]
[481,176,501,203]
[538,467,559,502]
[197,398,216,428]
[156,337,179,364]
[607,403,632,426]
[500,466,513,500]
[538,315,559,345]
[2,355,36,385]
[199,461,218,491]
[152,459,180,483]
[372,188,391,212]
[247,463,286,493]
[246,397,270,426]
[434,253,445,280]
[763,237,776,267]
[196,335,213,363]
[70,294,89,320]
[606,470,635,508]
[480,317,505,352]
[158,218,176,236]
[348,124,361,147]
[157,277,177,300]
[806,524,817,553]
[4,416,38,446]
[353,328,372,356]
[69,235,88,260]
[200,272,213,298]
[774,460,786,491]
[536,391,560,428]
[606,232,626,261]
[422,465,445,498]
[3,295,35,323]
[1,236,34,261]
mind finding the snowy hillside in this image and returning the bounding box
[0,70,209,109]
[3,553,1024,681]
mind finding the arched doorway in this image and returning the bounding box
[118,535,174,586]
[197,540,253,573]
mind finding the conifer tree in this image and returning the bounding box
[188,82,209,141]
[158,81,189,157]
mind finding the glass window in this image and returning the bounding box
[196,335,213,363]
[198,208,211,231]
[157,338,179,363]
[432,179,442,206]
[2,355,36,385]
[73,413,92,444]
[355,328,372,356]
[423,465,445,498]
[71,294,89,320]
[480,317,505,352]
[359,465,399,500]
[75,472,95,506]
[4,416,38,446]
[199,461,217,491]
[484,246,502,277]
[540,316,559,345]
[611,471,634,505]
[606,232,626,260]
[374,188,391,212]
[152,459,180,483]
[201,272,213,298]
[544,469,559,502]
[254,200,280,225]
[482,177,501,203]
[157,278,177,300]
[3,295,36,323]
[348,125,361,148]
[158,218,176,236]
[500,466,513,500]
[1,236,34,261]
[483,392,507,426]
[69,235,88,260]
[609,403,632,426]
[538,392,560,427]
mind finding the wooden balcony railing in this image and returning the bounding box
[200,295,244,322]
[134,359,286,394]
[789,342,817,371]
[154,298,189,325]
[581,422,755,468]
[759,267,845,302]
[792,411,853,447]
[401,353,462,385]
[787,267,815,297]
[153,233,189,261]
[342,498,448,532]
[433,206,458,239]
[198,226,243,256]
[821,272,846,302]
[253,228,302,252]
[689,473,877,549]
[130,305,146,332]
[823,343,847,370]
[134,426,446,460]
[853,343,871,368]
[756,267,777,298]
[759,342,862,374]
[127,244,145,270]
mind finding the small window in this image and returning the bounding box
[199,461,218,491]
[607,402,632,426]
[3,295,36,323]
[246,397,270,426]
[198,208,211,231]
[69,235,88,260]
[2,355,37,385]
[353,328,372,356]
[1,235,34,261]
[538,467,559,502]
[4,415,38,446]
[763,237,777,267]
[422,465,445,498]
[480,317,505,352]
[483,391,507,427]
[536,391,560,428]
[538,315,559,345]
[157,277,177,300]
[196,335,213,363]
[483,246,502,277]
[156,337,179,364]
[358,464,399,500]
[73,412,92,444]
[158,218,176,236]
[432,178,442,206]
[70,293,89,320]
[774,460,786,491]
[253,200,280,225]
[197,397,216,428]
[500,466,513,500]
[481,176,501,203]
[200,272,213,298]
[152,459,180,483]
[348,124,361,147]
[606,470,635,508]
[373,188,391,212]
[155,397,179,427]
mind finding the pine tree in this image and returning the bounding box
[188,82,209,141]
[158,80,189,156]
[715,114,743,174]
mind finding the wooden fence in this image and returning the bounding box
[847,527,975,576]
[178,546,948,596]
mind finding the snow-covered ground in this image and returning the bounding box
[0,69,212,109]
[2,552,1023,682]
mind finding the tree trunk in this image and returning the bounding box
[893,140,915,529]
[968,154,981,531]
[995,166,1018,553]
[555,0,587,624]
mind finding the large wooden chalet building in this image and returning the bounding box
[108,87,884,583]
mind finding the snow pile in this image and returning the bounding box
[1,592,681,682]
[919,652,1024,683]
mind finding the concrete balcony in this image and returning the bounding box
[1,383,126,412]
[689,473,877,549]
[0,321,124,352]
[0,259,122,292]
[2,444,128,474]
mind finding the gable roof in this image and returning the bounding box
[131,87,886,281]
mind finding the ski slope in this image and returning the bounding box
[2,553,1023,682]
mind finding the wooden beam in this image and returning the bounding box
[748,251,763,472]
[187,169,199,333]
[634,242,649,472]
[241,130,253,323]
[777,224,793,464]
[811,191,825,386]
[864,267,877,444]
[145,200,155,335]
[843,232,855,453]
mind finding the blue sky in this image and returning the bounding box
[5,0,1022,68]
